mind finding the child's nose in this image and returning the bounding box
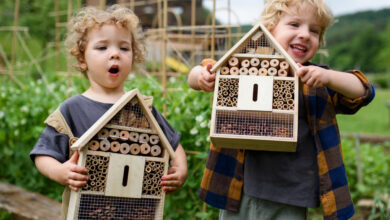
[109,49,120,60]
[298,27,311,40]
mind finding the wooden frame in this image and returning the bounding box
[210,23,299,152]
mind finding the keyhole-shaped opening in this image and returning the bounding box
[122,165,129,186]
[252,84,258,102]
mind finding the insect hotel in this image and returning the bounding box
[67,89,175,219]
[209,23,299,152]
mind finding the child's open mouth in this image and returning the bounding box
[108,65,120,76]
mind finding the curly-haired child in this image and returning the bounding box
[30,5,187,219]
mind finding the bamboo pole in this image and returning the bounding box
[10,0,20,82]
[67,0,73,97]
[130,0,135,11]
[227,0,232,49]
[190,0,196,66]
[99,0,106,10]
[54,0,60,72]
[162,0,168,116]
[211,0,216,59]
[355,133,363,185]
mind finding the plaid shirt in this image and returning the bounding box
[198,70,375,220]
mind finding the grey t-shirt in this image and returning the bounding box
[30,95,181,163]
[243,92,319,208]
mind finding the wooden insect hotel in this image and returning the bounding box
[67,89,176,219]
[210,23,299,152]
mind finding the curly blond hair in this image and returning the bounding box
[260,0,333,46]
[65,4,145,74]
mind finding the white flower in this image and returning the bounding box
[14,130,19,136]
[0,111,4,119]
[21,106,28,113]
[169,77,176,83]
[190,128,198,135]
[175,107,180,114]
[128,74,135,79]
[200,121,207,128]
[20,119,26,125]
[35,87,41,94]
[195,115,203,122]
[195,141,201,147]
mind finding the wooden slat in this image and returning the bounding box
[0,182,61,220]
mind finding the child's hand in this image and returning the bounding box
[160,144,187,194]
[197,63,216,92]
[296,63,330,88]
[160,165,187,194]
[60,151,88,191]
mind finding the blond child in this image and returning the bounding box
[188,0,375,219]
[30,5,187,218]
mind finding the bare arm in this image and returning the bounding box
[34,151,88,191]
[160,144,187,194]
[296,64,365,99]
[187,64,216,92]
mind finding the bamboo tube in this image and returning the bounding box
[109,129,119,140]
[119,143,130,154]
[278,69,288,77]
[241,59,250,68]
[260,59,269,68]
[280,61,289,69]
[221,66,230,75]
[150,145,162,157]
[140,143,151,154]
[130,143,140,155]
[145,166,152,173]
[250,58,260,67]
[228,57,239,67]
[149,135,160,145]
[88,140,100,151]
[99,139,110,151]
[139,133,150,143]
[248,67,259,75]
[119,130,129,141]
[230,67,239,75]
[286,93,292,99]
[239,67,249,75]
[259,68,268,76]
[267,67,277,76]
[270,59,279,67]
[110,141,120,152]
[97,128,109,139]
[129,132,139,142]
[287,99,294,105]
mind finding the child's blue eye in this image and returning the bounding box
[290,23,299,27]
[97,46,106,50]
[310,29,319,34]
[120,47,130,51]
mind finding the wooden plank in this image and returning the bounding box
[233,53,285,59]
[105,124,156,134]
[0,182,61,220]
[105,154,145,198]
[210,135,296,152]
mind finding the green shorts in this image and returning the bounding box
[219,193,307,220]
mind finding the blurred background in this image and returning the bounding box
[0,0,389,219]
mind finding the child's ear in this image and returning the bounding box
[79,62,87,71]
